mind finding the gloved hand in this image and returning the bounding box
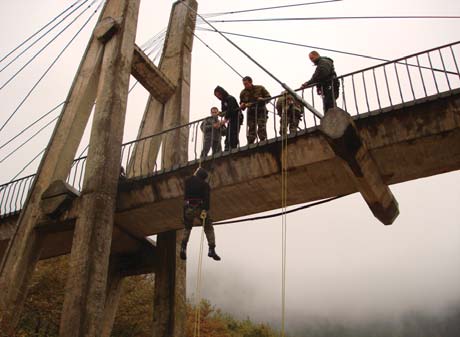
[200,210,207,220]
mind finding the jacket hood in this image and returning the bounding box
[214,85,229,99]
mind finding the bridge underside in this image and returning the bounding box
[1,90,459,262]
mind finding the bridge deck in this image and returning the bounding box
[1,89,459,261]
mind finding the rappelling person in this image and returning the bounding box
[200,106,223,158]
[239,76,271,144]
[276,90,304,136]
[214,85,242,151]
[181,167,221,261]
[301,51,340,113]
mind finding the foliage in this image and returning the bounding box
[14,256,460,337]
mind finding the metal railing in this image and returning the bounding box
[1,41,459,218]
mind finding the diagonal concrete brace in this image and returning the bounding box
[320,108,399,225]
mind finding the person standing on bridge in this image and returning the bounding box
[200,106,223,158]
[239,76,271,144]
[181,167,221,261]
[301,51,340,113]
[214,85,242,151]
[276,90,304,136]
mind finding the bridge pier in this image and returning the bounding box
[152,231,187,337]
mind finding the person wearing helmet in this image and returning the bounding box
[181,167,221,261]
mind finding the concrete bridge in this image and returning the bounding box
[0,0,459,335]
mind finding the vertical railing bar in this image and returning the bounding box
[362,72,371,113]
[427,51,440,94]
[8,181,18,215]
[405,58,416,101]
[439,49,451,91]
[140,140,146,177]
[383,65,393,107]
[14,179,25,212]
[372,69,382,112]
[194,123,199,160]
[302,89,307,130]
[78,158,86,191]
[351,74,359,116]
[394,62,405,104]
[416,55,428,97]
[450,46,460,82]
[341,77,347,112]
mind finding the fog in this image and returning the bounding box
[185,172,460,328]
[0,0,459,334]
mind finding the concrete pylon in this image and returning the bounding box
[128,0,198,176]
[58,1,141,336]
[127,1,198,337]
[0,0,141,335]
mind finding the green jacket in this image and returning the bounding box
[239,85,271,110]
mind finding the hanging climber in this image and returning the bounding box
[239,76,271,144]
[200,106,223,158]
[276,90,304,136]
[181,167,221,261]
[214,85,242,151]
[300,51,340,113]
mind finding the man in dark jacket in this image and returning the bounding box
[181,167,221,261]
[214,86,241,151]
[301,51,339,113]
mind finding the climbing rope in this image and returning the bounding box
[193,213,207,337]
[280,97,289,337]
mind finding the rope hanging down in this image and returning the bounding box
[179,0,323,120]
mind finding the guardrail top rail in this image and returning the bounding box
[1,41,459,218]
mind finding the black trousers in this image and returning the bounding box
[225,117,240,150]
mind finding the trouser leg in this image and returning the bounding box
[203,217,216,248]
[229,119,239,149]
[211,140,222,154]
[201,137,211,157]
[182,207,195,246]
[247,113,256,144]
[323,87,335,113]
[257,112,267,141]
[279,114,287,136]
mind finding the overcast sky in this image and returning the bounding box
[0,0,459,329]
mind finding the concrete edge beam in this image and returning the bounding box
[131,45,176,103]
[321,107,400,225]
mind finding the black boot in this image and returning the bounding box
[208,246,221,261]
[180,243,187,260]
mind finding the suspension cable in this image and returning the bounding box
[209,15,460,24]
[198,28,459,75]
[0,0,98,90]
[179,0,323,119]
[192,31,243,78]
[0,116,58,163]
[201,0,343,17]
[7,147,47,183]
[0,0,103,135]
[0,0,87,65]
[0,101,65,151]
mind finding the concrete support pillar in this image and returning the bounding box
[100,265,124,337]
[152,231,186,337]
[59,1,140,336]
[128,0,198,176]
[0,2,108,333]
[321,108,399,225]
